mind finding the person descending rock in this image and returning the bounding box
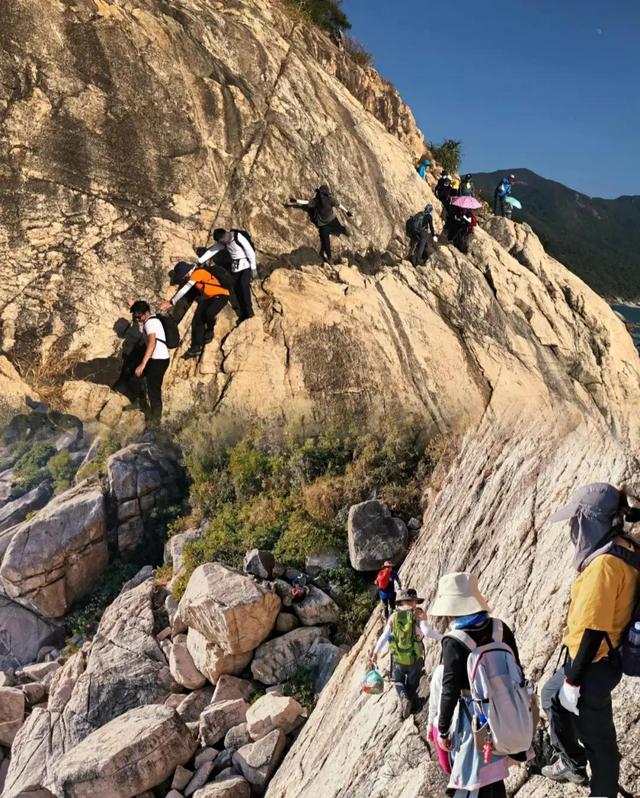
[447,209,476,255]
[161,262,230,359]
[430,572,530,798]
[416,156,431,179]
[435,176,454,210]
[374,560,402,619]
[450,175,461,195]
[541,484,640,797]
[406,204,438,266]
[286,185,352,264]
[128,300,172,425]
[435,170,451,197]
[197,229,257,323]
[494,175,515,217]
[369,588,441,719]
[459,174,475,197]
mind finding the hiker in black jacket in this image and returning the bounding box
[286,185,352,264]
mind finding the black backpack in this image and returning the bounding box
[406,212,425,240]
[232,229,256,256]
[153,315,180,349]
[204,262,234,291]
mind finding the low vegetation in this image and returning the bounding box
[430,139,463,175]
[286,0,351,34]
[172,415,446,641]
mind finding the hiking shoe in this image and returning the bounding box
[203,331,215,344]
[400,696,412,720]
[182,348,203,360]
[541,757,588,785]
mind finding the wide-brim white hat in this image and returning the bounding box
[429,572,490,617]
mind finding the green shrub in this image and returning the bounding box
[75,433,122,482]
[11,442,56,495]
[63,560,139,642]
[48,449,79,494]
[283,664,318,710]
[430,139,463,175]
[287,0,351,34]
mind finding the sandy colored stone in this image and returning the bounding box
[0,483,108,618]
[251,627,325,685]
[275,613,299,634]
[170,634,207,690]
[193,776,251,798]
[211,675,254,704]
[0,686,25,746]
[50,705,197,797]
[199,698,248,747]
[233,729,286,791]
[246,694,304,741]
[172,764,193,791]
[291,586,340,626]
[185,761,215,796]
[178,563,281,654]
[186,629,253,685]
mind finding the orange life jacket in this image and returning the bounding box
[191,268,230,299]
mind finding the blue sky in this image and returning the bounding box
[342,0,639,198]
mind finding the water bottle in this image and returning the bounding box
[629,622,640,647]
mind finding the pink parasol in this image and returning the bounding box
[450,196,482,210]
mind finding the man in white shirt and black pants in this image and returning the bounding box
[130,300,171,425]
[198,228,257,322]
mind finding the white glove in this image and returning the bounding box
[433,235,438,242]
[251,268,259,279]
[558,680,580,715]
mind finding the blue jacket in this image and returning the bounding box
[496,179,512,199]
[378,569,401,598]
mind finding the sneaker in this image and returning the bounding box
[203,331,214,344]
[400,696,412,720]
[541,757,588,785]
[182,348,203,360]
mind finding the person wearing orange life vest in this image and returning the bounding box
[161,262,230,359]
[375,560,402,619]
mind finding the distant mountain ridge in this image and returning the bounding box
[472,168,640,301]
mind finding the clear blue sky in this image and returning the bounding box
[342,0,639,198]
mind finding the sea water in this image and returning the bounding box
[612,304,640,348]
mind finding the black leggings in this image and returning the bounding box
[319,224,332,261]
[230,269,254,320]
[142,359,169,424]
[191,295,229,349]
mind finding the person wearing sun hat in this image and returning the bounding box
[540,483,640,796]
[369,588,441,719]
[431,572,523,798]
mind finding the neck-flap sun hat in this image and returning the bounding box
[549,482,621,524]
[429,572,490,617]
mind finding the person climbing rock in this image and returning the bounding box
[416,156,431,179]
[128,300,171,425]
[541,483,640,797]
[369,588,441,719]
[430,572,526,798]
[447,210,475,255]
[162,262,230,359]
[435,176,454,209]
[494,175,515,217]
[198,229,257,323]
[459,174,475,197]
[406,204,438,266]
[286,185,352,264]
[435,170,450,197]
[450,175,461,195]
[374,560,402,619]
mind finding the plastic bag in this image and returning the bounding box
[362,668,384,695]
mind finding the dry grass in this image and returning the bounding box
[13,347,87,411]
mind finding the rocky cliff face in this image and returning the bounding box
[1,1,640,797]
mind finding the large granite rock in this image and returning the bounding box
[0,595,61,669]
[243,549,275,580]
[0,685,25,746]
[169,633,207,690]
[4,581,174,796]
[0,483,108,617]
[0,481,52,535]
[347,500,408,572]
[246,694,304,741]
[291,585,340,626]
[50,705,197,797]
[302,639,346,694]
[194,776,251,798]
[233,729,286,792]
[108,443,183,558]
[200,698,249,747]
[187,628,253,685]
[178,563,281,654]
[251,627,325,685]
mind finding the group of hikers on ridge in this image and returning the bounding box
[368,482,640,798]
[118,168,518,428]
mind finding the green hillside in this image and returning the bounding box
[473,169,640,301]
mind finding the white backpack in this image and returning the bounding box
[447,619,534,756]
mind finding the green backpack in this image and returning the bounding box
[390,610,422,666]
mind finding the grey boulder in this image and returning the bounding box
[347,499,408,571]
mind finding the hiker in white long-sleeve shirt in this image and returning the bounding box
[198,229,256,323]
[369,588,442,718]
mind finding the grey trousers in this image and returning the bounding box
[541,657,622,798]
